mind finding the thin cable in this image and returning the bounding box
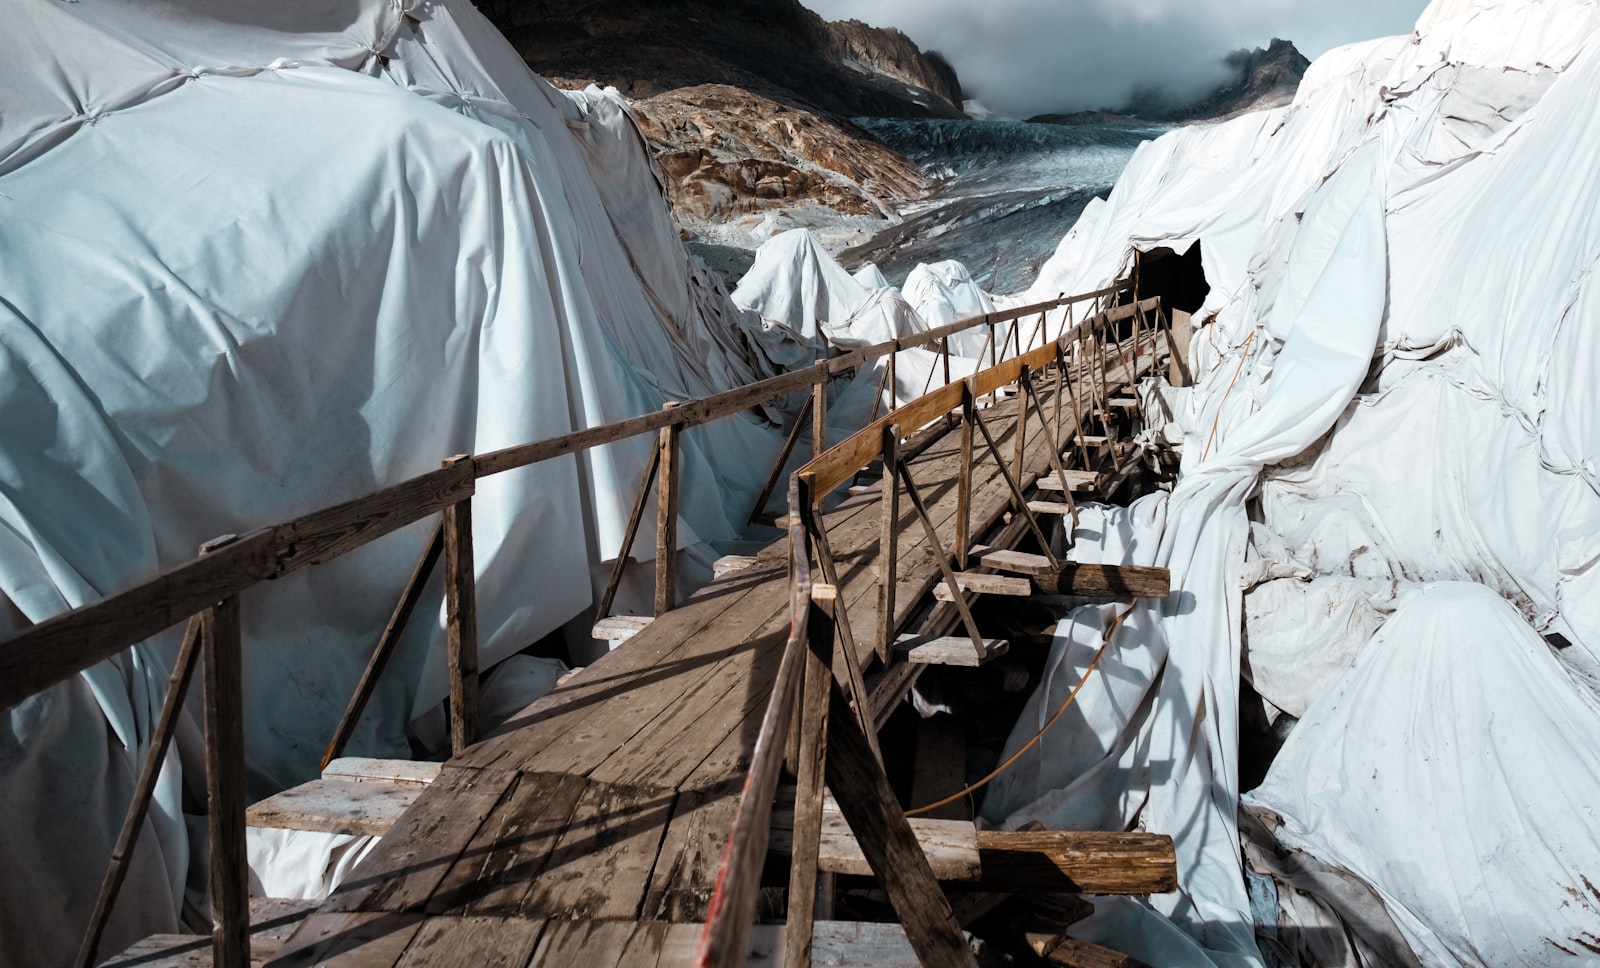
[905,606,1133,818]
[1200,330,1257,461]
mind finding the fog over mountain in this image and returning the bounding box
[802,0,1428,116]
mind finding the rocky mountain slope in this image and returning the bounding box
[474,0,962,274]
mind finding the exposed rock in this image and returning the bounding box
[475,0,956,270]
[630,85,926,253]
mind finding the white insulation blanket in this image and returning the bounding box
[989,1,1600,965]
[0,0,795,962]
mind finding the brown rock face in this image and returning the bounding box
[631,85,925,237]
[474,1,954,256]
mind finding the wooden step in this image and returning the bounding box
[1035,470,1101,493]
[1027,501,1077,517]
[712,555,759,579]
[895,634,1008,667]
[970,545,1055,576]
[1109,396,1140,409]
[592,614,653,643]
[771,796,980,881]
[932,572,1032,602]
[246,758,440,837]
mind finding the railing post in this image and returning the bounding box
[201,593,248,968]
[957,383,974,569]
[785,582,838,968]
[877,424,901,664]
[442,455,480,756]
[656,403,682,615]
[885,346,897,410]
[812,377,827,457]
[1012,364,1031,510]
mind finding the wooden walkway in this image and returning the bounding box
[256,336,1167,967]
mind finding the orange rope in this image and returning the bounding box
[1200,330,1256,461]
[905,606,1132,818]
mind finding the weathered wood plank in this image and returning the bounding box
[932,573,1032,600]
[1034,470,1101,493]
[969,546,1055,576]
[640,783,742,922]
[246,777,425,837]
[394,916,547,968]
[322,758,443,787]
[770,811,980,881]
[204,597,249,968]
[975,830,1177,895]
[1033,564,1171,599]
[442,477,479,757]
[321,766,519,915]
[1047,937,1152,968]
[518,780,677,920]
[895,635,1008,667]
[426,771,588,916]
[270,912,425,967]
[593,615,655,643]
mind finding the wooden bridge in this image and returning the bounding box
[4,286,1187,968]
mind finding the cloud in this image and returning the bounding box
[802,0,1430,116]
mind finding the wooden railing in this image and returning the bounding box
[696,295,1173,968]
[0,283,1130,968]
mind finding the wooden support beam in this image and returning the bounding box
[656,405,682,615]
[322,518,444,771]
[975,830,1177,895]
[823,679,977,968]
[932,573,1032,601]
[1032,564,1171,599]
[597,442,661,621]
[442,458,480,757]
[785,585,837,968]
[202,596,249,968]
[877,425,901,664]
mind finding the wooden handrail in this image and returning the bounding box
[0,286,1129,712]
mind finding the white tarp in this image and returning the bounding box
[991,1,1600,965]
[0,0,792,962]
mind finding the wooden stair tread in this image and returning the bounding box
[1035,470,1101,493]
[894,634,1008,667]
[592,615,654,643]
[932,572,1032,601]
[970,545,1056,576]
[246,776,424,837]
[1027,501,1077,516]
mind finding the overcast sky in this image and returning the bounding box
[803,0,1430,116]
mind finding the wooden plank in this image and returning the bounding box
[246,777,426,837]
[394,916,547,968]
[322,758,443,787]
[442,473,479,757]
[204,597,249,968]
[1047,937,1152,968]
[932,573,1032,601]
[770,812,980,881]
[426,771,588,916]
[969,546,1054,577]
[1027,501,1078,517]
[271,911,425,967]
[321,766,519,914]
[526,920,643,968]
[1033,564,1171,599]
[656,407,682,614]
[975,830,1177,894]
[593,615,656,642]
[640,783,742,922]
[1034,470,1101,493]
[807,921,920,968]
[895,635,1008,667]
[518,779,678,920]
[103,898,317,967]
[785,585,837,968]
[712,556,759,579]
